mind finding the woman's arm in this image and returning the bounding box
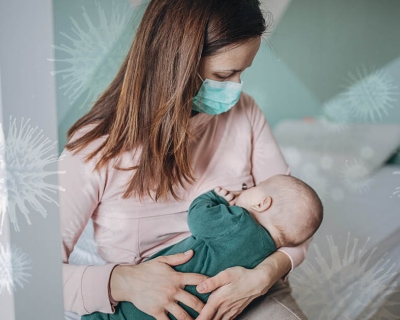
[60,132,208,318]
[59,142,120,315]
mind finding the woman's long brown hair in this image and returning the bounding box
[66,0,268,201]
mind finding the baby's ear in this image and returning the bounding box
[251,196,272,213]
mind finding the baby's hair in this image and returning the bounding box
[266,175,323,247]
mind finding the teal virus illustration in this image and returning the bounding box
[50,1,136,109]
[344,67,398,122]
[0,243,32,295]
[0,117,64,233]
[291,233,399,320]
[320,97,352,133]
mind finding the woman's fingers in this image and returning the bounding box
[196,301,218,320]
[197,269,231,294]
[179,271,209,286]
[198,266,265,320]
[155,313,171,320]
[158,251,209,285]
[175,289,205,314]
[167,302,194,320]
[157,250,194,267]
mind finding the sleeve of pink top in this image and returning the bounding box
[59,135,119,315]
[244,94,308,273]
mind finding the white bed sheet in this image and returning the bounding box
[290,165,400,320]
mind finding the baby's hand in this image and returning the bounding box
[214,187,236,206]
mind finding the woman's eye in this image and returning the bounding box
[216,75,229,80]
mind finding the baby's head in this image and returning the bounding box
[235,175,323,248]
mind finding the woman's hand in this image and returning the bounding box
[195,266,270,320]
[110,250,209,320]
[195,251,292,320]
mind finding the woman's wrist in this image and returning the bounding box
[108,266,120,306]
[109,264,131,302]
[254,251,292,291]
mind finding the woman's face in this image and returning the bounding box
[199,37,261,83]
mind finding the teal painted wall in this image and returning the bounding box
[52,0,145,152]
[243,0,400,125]
[242,0,400,162]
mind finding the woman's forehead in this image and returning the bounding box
[201,38,261,71]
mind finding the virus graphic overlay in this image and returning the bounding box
[319,97,351,133]
[50,1,136,109]
[0,243,32,295]
[344,67,398,122]
[66,217,107,266]
[1,117,65,233]
[341,158,374,194]
[298,163,330,201]
[291,234,399,320]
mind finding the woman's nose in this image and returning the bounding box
[231,75,241,83]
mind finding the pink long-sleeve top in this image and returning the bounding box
[59,92,308,315]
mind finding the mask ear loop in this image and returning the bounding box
[197,73,204,82]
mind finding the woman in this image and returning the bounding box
[60,0,309,319]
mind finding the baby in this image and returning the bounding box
[232,174,323,248]
[83,174,323,320]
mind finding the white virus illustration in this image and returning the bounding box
[342,159,374,194]
[291,234,399,320]
[66,218,107,266]
[0,117,65,233]
[393,171,400,198]
[299,164,330,201]
[49,1,135,109]
[0,243,32,295]
[320,155,334,170]
[360,146,374,160]
[319,97,352,133]
[344,67,398,122]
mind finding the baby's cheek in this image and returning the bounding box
[235,195,245,207]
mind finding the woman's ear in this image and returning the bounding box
[250,196,272,213]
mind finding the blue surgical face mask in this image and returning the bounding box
[192,74,244,115]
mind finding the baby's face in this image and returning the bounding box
[235,181,270,210]
[235,176,291,215]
